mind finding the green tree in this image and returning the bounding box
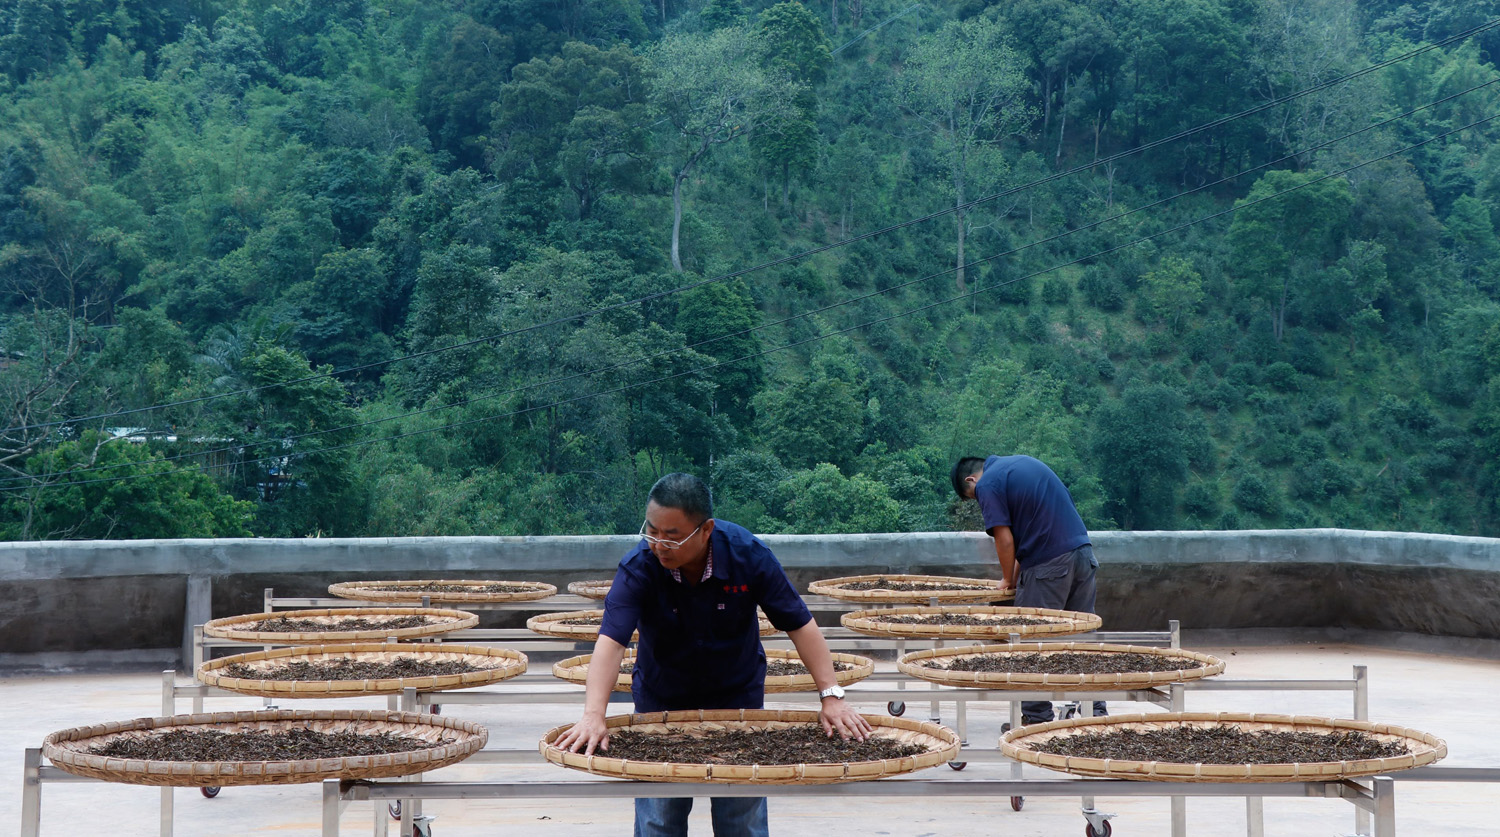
[673,279,761,413]
[899,16,1032,291]
[1227,169,1353,341]
[778,463,901,534]
[1091,383,1201,529]
[647,26,800,271]
[1138,255,1204,333]
[749,2,830,205]
[494,42,652,220]
[2,431,251,540]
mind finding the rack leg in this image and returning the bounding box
[1354,666,1372,836]
[1171,681,1186,835]
[1372,776,1395,837]
[22,748,41,837]
[323,779,341,837]
[1246,796,1263,837]
[929,638,942,723]
[162,670,175,715]
[160,786,173,837]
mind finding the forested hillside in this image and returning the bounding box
[3,0,1500,540]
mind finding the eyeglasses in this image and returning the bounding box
[638,519,707,550]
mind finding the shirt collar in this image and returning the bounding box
[668,538,713,584]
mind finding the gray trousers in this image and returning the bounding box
[1013,545,1103,724]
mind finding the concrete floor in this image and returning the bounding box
[5,638,1498,837]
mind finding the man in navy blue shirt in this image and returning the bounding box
[951,455,1104,724]
[557,473,870,836]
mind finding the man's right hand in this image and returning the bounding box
[555,712,610,755]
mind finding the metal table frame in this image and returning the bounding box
[21,587,1481,837]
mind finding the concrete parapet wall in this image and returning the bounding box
[1,528,1496,667]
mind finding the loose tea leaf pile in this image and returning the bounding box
[253,616,436,633]
[560,616,603,626]
[879,614,1053,627]
[615,661,853,676]
[935,652,1193,675]
[374,583,538,594]
[605,725,926,764]
[766,660,853,677]
[1032,726,1409,763]
[841,578,990,592]
[88,728,447,761]
[223,657,490,681]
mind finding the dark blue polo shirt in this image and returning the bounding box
[598,519,813,712]
[974,455,1091,570]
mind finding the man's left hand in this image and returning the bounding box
[819,698,873,741]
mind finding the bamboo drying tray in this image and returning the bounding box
[897,643,1224,690]
[196,643,528,697]
[43,709,488,787]
[551,649,875,694]
[540,708,959,784]
[999,712,1447,782]
[527,610,779,640]
[567,580,613,600]
[203,607,479,644]
[327,579,556,603]
[841,605,1102,640]
[809,574,1014,604]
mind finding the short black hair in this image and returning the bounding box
[951,457,986,499]
[647,472,714,523]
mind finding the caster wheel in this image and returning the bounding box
[1085,821,1112,837]
[388,801,402,820]
[1010,796,1024,812]
[430,704,442,715]
[415,823,433,837]
[200,786,220,798]
[1001,723,1013,734]
[887,701,906,716]
[948,761,967,771]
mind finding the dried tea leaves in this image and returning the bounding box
[766,660,853,677]
[879,614,1053,627]
[840,578,991,592]
[560,616,603,626]
[253,615,436,633]
[372,582,538,594]
[1033,726,1409,764]
[223,657,491,681]
[606,725,926,765]
[935,652,1194,675]
[616,661,852,676]
[88,728,446,761]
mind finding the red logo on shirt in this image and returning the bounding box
[722,584,749,593]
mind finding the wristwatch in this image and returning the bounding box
[818,685,846,700]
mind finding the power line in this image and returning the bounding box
[9,110,1492,494]
[6,73,1490,488]
[8,15,1496,436]
[831,3,921,55]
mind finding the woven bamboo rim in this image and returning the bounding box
[43,709,488,787]
[527,610,779,640]
[841,605,1102,639]
[897,643,1225,690]
[196,643,528,697]
[999,711,1447,783]
[540,708,959,784]
[327,579,556,603]
[203,607,479,644]
[567,580,613,600]
[808,574,1015,604]
[551,649,876,694]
